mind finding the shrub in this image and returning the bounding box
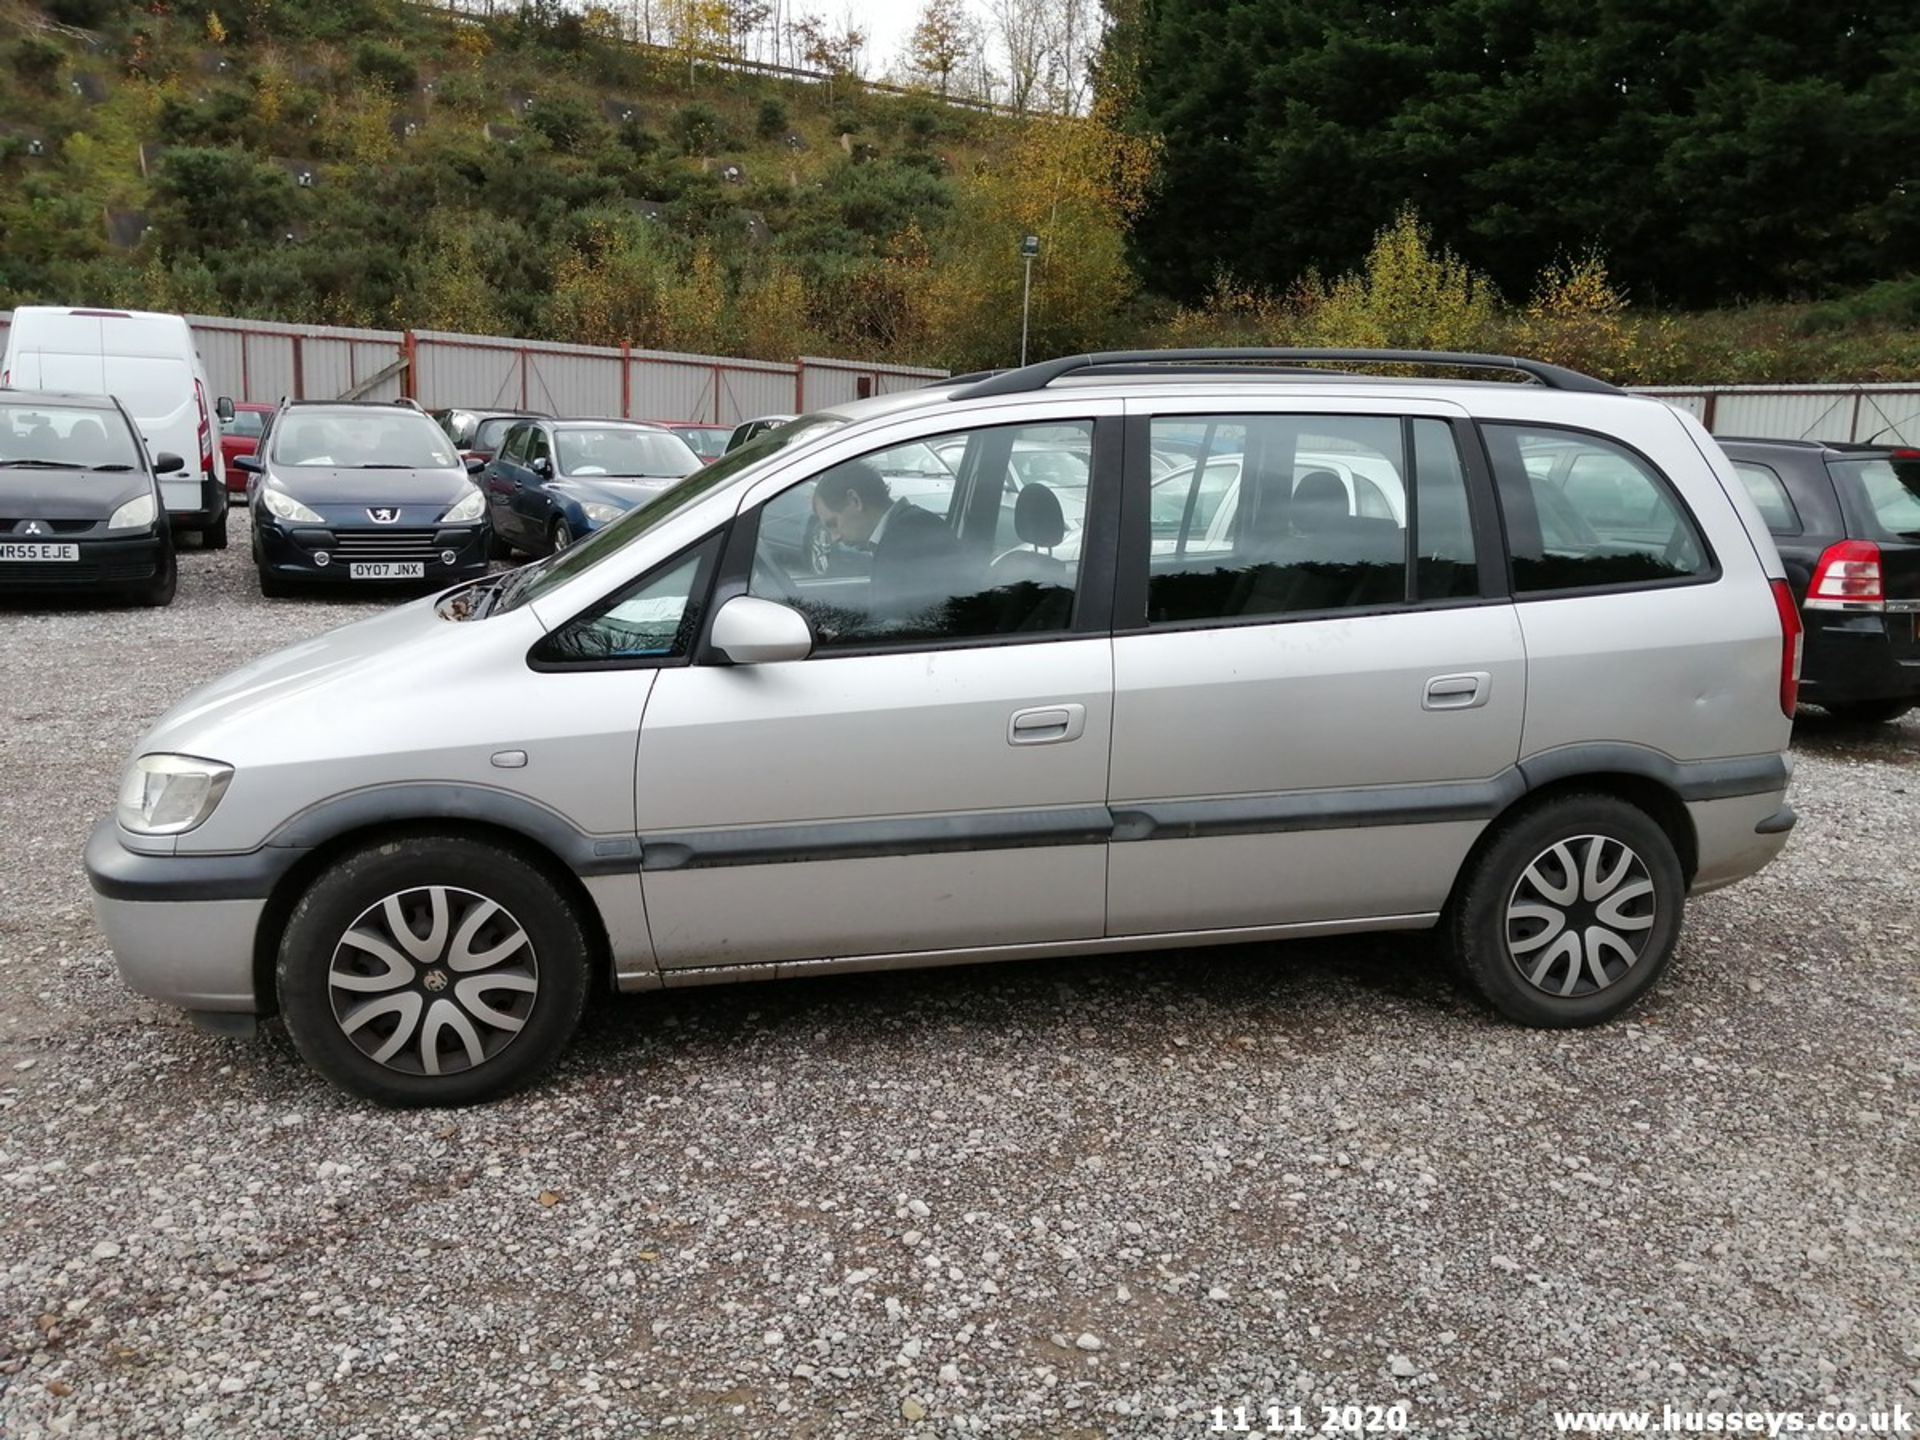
[352,41,416,95]
[670,102,725,157]
[11,36,67,93]
[755,98,788,141]
[525,94,600,153]
[47,0,114,24]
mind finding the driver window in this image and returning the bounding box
[747,420,1095,649]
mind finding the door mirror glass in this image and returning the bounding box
[153,451,186,474]
[215,396,235,424]
[711,595,813,665]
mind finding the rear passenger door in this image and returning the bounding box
[1105,401,1526,936]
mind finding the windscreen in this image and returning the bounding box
[269,410,460,469]
[557,428,701,479]
[0,402,141,470]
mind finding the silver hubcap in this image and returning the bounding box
[327,886,538,1076]
[1505,835,1656,998]
[553,522,571,550]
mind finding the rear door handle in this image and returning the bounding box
[1424,672,1491,711]
[1008,703,1087,746]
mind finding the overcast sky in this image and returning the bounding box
[820,0,1002,81]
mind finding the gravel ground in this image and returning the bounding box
[2,512,1917,1439]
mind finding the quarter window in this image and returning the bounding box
[531,540,718,665]
[1483,425,1710,593]
[1731,460,1801,535]
[748,420,1094,649]
[1139,413,1475,625]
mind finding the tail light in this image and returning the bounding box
[1770,579,1803,718]
[194,379,214,477]
[1806,539,1884,610]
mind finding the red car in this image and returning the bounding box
[219,401,276,495]
[646,420,733,464]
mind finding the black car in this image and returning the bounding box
[0,390,178,607]
[482,418,702,557]
[442,409,552,466]
[237,400,491,598]
[1719,438,1920,723]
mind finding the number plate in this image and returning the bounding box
[0,542,79,562]
[348,561,424,579]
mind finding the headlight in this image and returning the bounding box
[440,485,485,524]
[259,484,322,524]
[581,502,625,525]
[116,754,234,836]
[107,493,158,531]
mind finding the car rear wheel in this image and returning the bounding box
[277,836,591,1106]
[1446,793,1684,1027]
[1821,699,1912,725]
[203,518,229,550]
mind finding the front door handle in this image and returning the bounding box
[1008,703,1087,746]
[1424,672,1491,710]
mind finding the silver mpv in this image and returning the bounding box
[87,350,1802,1105]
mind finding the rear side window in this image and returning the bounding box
[1140,413,1477,625]
[1829,457,1920,540]
[1483,425,1711,594]
[1730,460,1801,535]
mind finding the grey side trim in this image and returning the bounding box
[1109,772,1527,843]
[85,816,295,903]
[646,911,1442,990]
[1518,744,1791,802]
[1754,805,1797,835]
[267,783,640,877]
[85,786,641,904]
[641,806,1114,873]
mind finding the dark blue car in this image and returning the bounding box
[482,420,703,557]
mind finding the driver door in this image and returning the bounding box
[635,411,1120,972]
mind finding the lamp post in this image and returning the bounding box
[1019,233,1040,367]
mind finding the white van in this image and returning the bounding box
[1,307,230,546]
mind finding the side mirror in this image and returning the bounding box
[710,595,812,665]
[531,456,553,478]
[233,454,263,474]
[465,456,486,473]
[214,396,235,424]
[152,452,186,474]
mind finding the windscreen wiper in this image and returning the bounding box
[0,459,81,468]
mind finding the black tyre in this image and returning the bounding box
[204,517,229,550]
[1447,793,1685,1027]
[277,836,591,1106]
[259,567,294,598]
[131,548,177,607]
[1821,699,1912,725]
[550,517,574,554]
[487,526,511,561]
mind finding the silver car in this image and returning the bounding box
[86,349,1802,1105]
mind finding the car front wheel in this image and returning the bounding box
[277,835,591,1105]
[1447,793,1684,1027]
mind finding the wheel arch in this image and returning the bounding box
[251,810,618,1019]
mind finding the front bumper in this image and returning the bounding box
[1800,608,1920,707]
[254,515,491,584]
[0,531,168,592]
[85,817,277,1013]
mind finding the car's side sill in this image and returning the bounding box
[616,912,1440,992]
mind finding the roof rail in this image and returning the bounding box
[949,348,1622,400]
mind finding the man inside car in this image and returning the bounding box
[810,460,968,627]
